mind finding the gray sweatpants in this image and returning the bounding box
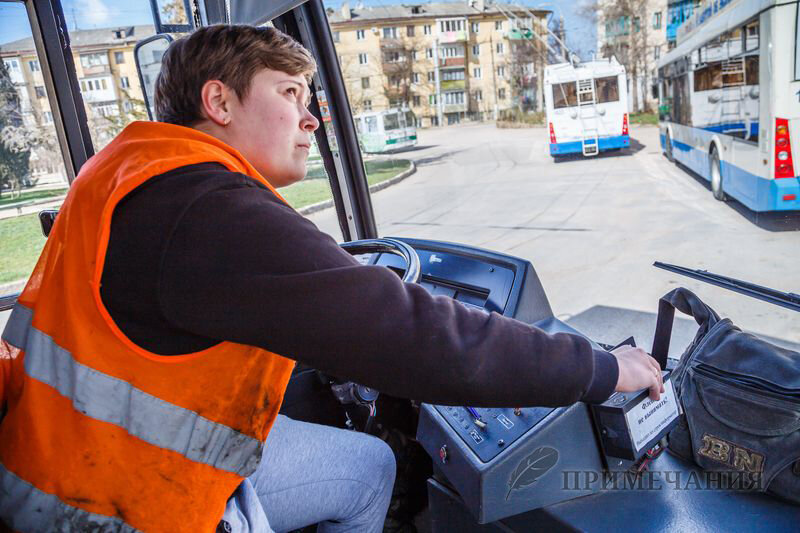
[221,415,397,532]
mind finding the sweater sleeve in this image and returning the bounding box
[158,179,618,407]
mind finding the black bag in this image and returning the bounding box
[651,288,800,503]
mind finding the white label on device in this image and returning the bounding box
[626,378,679,453]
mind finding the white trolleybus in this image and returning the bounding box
[353,108,418,154]
[657,0,800,212]
[544,57,630,158]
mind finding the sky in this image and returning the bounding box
[1,0,597,58]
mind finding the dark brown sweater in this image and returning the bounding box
[100,163,618,407]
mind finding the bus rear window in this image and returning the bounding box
[595,76,619,103]
[552,82,577,108]
[384,113,400,130]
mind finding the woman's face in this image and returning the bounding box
[224,69,319,187]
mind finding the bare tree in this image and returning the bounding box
[582,0,652,111]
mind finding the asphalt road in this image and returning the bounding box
[309,123,800,348]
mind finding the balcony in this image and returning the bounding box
[438,30,468,43]
[440,57,465,68]
[443,103,467,113]
[507,28,534,40]
[81,64,111,76]
[441,79,465,91]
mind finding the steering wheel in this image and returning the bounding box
[339,238,422,284]
[325,239,421,430]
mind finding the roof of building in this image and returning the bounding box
[327,2,549,25]
[0,25,156,55]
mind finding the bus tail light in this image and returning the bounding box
[549,122,557,144]
[775,118,795,179]
[622,113,629,135]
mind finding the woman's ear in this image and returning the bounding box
[200,80,233,126]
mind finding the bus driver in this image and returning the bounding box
[0,25,664,532]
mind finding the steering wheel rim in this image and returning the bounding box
[339,238,421,284]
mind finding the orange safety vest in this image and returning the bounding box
[0,121,296,532]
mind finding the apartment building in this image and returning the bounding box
[328,1,550,127]
[596,0,668,112]
[0,25,155,158]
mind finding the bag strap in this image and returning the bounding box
[651,288,721,369]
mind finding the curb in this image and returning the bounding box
[298,161,417,216]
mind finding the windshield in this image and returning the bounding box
[313,0,800,348]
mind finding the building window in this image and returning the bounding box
[333,31,340,42]
[440,20,464,32]
[80,52,108,68]
[34,85,46,98]
[633,16,641,32]
[495,20,503,30]
[364,99,372,111]
[114,51,125,64]
[474,89,483,101]
[498,88,506,99]
[441,46,463,58]
[496,42,504,54]
[412,72,420,83]
[443,91,464,104]
[407,25,415,37]
[653,45,661,60]
[497,66,505,78]
[413,95,421,106]
[424,24,431,35]
[42,111,53,123]
[653,12,662,29]
[429,94,437,105]
[471,22,479,33]
[426,48,433,59]
[120,76,130,89]
[411,50,418,60]
[472,44,480,56]
[383,27,397,39]
[473,67,482,78]
[390,75,401,87]
[442,69,465,81]
[385,51,402,63]
[4,59,19,72]
[356,29,365,40]
[361,77,370,88]
[28,60,40,72]
[359,53,368,65]
[428,71,435,82]
[123,100,133,112]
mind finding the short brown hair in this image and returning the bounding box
[154,25,316,126]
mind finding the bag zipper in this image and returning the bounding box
[693,364,800,402]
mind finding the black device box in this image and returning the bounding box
[591,370,679,465]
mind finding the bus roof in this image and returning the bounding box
[544,58,625,84]
[657,0,773,70]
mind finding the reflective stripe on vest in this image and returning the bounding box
[2,304,263,477]
[0,464,140,532]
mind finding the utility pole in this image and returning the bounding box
[433,37,443,126]
[489,33,498,120]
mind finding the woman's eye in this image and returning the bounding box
[286,88,297,97]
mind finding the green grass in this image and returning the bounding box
[282,159,411,209]
[0,213,46,284]
[0,161,412,287]
[0,188,67,209]
[629,112,659,126]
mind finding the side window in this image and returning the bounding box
[0,3,70,299]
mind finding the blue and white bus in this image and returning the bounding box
[657,0,800,212]
[544,58,630,158]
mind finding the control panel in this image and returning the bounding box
[435,406,552,463]
[371,238,610,523]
